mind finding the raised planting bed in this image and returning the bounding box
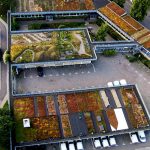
[94,110,107,132]
[11,30,93,63]
[107,2,126,16]
[16,0,95,12]
[13,97,35,120]
[123,15,143,31]
[58,95,68,114]
[75,93,88,112]
[132,104,149,128]
[106,108,118,130]
[66,94,79,113]
[36,96,46,117]
[15,116,60,142]
[61,114,72,137]
[143,40,150,49]
[46,96,56,115]
[131,28,149,39]
[99,7,137,35]
[84,112,95,134]
[120,88,139,107]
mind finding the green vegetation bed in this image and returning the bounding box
[11,30,93,63]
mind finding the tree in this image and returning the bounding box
[110,0,125,7]
[130,0,150,21]
[0,0,15,18]
[3,50,10,64]
[0,103,14,149]
[96,23,108,41]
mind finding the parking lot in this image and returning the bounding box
[15,54,150,107]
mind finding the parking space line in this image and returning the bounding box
[87,71,90,74]
[75,72,78,75]
[56,74,59,76]
[68,73,72,76]
[135,70,138,73]
[30,76,33,78]
[62,73,65,76]
[81,71,84,74]
[143,78,146,81]
[49,74,53,77]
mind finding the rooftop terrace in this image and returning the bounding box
[12,85,150,145]
[15,0,95,12]
[10,29,94,63]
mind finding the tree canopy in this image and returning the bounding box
[0,0,15,18]
[130,0,150,21]
[110,0,125,7]
[96,23,108,41]
[0,103,14,149]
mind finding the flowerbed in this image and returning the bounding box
[99,7,136,35]
[107,2,125,16]
[123,15,143,30]
[86,91,103,111]
[46,96,56,115]
[132,104,149,128]
[61,115,72,137]
[13,97,35,120]
[75,93,88,112]
[120,88,139,106]
[106,109,118,130]
[58,95,68,114]
[84,112,95,134]
[143,40,150,49]
[37,96,46,117]
[66,94,79,113]
[15,116,60,142]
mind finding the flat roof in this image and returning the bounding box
[12,85,150,146]
[10,29,95,64]
[14,0,95,13]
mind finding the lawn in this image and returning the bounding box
[11,30,93,63]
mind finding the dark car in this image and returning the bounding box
[37,67,44,77]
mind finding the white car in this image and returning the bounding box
[69,142,75,150]
[120,79,127,86]
[137,130,146,143]
[77,141,84,150]
[93,138,102,148]
[101,137,109,147]
[129,133,139,144]
[107,82,113,87]
[60,143,67,150]
[108,136,117,146]
[113,80,120,86]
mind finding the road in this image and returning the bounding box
[0,18,8,107]
[124,0,150,29]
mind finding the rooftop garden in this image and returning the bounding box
[107,2,126,16]
[16,0,95,12]
[123,15,143,31]
[99,7,137,35]
[11,30,93,63]
[13,86,149,144]
[120,88,149,128]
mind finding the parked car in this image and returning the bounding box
[69,142,75,150]
[137,130,146,143]
[113,80,120,86]
[93,138,102,148]
[108,136,117,146]
[77,140,84,150]
[129,133,139,143]
[60,143,67,150]
[37,66,44,77]
[107,82,113,87]
[101,137,109,147]
[120,79,127,86]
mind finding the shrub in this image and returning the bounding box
[102,49,117,56]
[3,50,10,64]
[125,55,138,62]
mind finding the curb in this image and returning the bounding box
[0,94,8,108]
[0,18,8,29]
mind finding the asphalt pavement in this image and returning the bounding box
[0,18,8,107]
